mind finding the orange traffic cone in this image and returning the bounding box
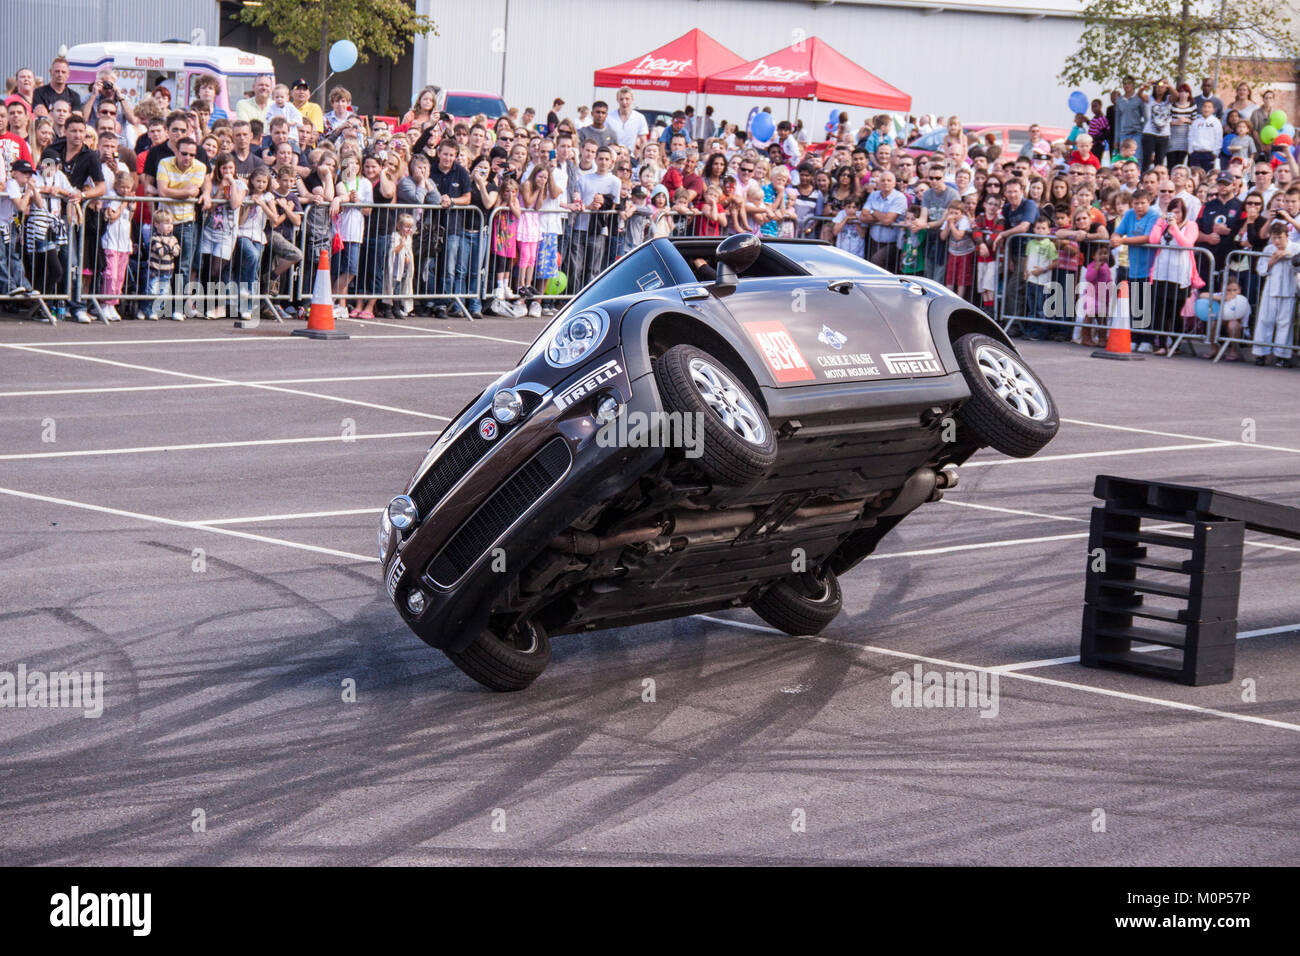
[292,249,350,340]
[1091,278,1141,361]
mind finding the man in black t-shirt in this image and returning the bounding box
[33,56,83,117]
[426,139,477,316]
[1196,174,1244,274]
[41,114,105,322]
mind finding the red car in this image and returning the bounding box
[437,89,509,124]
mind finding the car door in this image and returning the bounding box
[714,276,906,387]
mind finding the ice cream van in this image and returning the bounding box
[63,40,276,114]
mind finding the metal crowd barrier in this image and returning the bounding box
[997,233,1219,356]
[1,201,75,323]
[1211,248,1300,362]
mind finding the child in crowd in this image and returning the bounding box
[147,206,182,320]
[649,184,676,239]
[1079,242,1112,348]
[897,205,925,275]
[235,166,279,322]
[1111,191,1132,281]
[972,194,1004,310]
[516,165,546,316]
[619,185,654,252]
[1201,278,1250,362]
[200,152,246,319]
[269,165,303,319]
[832,199,865,257]
[491,174,521,313]
[98,168,135,322]
[333,150,371,317]
[941,199,974,301]
[324,86,354,135]
[697,184,726,237]
[1253,220,1299,367]
[1050,206,1082,340]
[1024,216,1059,340]
[27,157,74,314]
[265,85,304,145]
[385,212,416,318]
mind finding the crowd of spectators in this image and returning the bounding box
[0,59,1296,361]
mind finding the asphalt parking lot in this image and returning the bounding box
[1,314,1297,866]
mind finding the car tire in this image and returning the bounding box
[444,619,550,692]
[654,344,778,484]
[752,568,843,635]
[952,333,1060,458]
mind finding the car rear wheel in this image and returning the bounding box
[752,568,843,635]
[444,619,550,691]
[952,333,1059,458]
[654,344,777,484]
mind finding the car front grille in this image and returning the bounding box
[409,391,542,519]
[427,437,572,587]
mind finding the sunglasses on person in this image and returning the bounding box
[740,165,754,173]
[178,150,196,158]
[1245,199,1262,206]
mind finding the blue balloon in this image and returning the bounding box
[1194,298,1210,321]
[1068,90,1089,114]
[329,39,358,73]
[1283,123,1296,138]
[751,111,775,142]
[828,107,839,125]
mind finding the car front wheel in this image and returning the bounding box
[444,619,550,691]
[654,343,778,484]
[752,568,843,635]
[952,333,1059,458]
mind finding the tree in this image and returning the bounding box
[237,0,438,105]
[1060,0,1299,89]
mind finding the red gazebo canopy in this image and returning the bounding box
[702,36,911,111]
[593,29,747,94]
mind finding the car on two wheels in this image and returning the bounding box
[378,235,1060,690]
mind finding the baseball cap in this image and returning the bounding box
[1216,173,1234,184]
[292,78,311,90]
[669,150,687,162]
[9,159,33,174]
[5,94,29,112]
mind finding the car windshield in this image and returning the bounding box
[767,242,894,279]
[445,94,508,117]
[910,129,945,151]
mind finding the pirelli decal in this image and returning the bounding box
[881,351,943,376]
[554,359,623,410]
[386,558,406,599]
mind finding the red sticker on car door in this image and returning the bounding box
[742,321,816,383]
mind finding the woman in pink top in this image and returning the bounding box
[1147,197,1200,355]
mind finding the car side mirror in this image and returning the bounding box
[713,233,762,294]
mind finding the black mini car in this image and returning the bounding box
[379,236,1059,690]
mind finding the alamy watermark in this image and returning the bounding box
[596,410,705,459]
[0,664,104,718]
[890,663,999,718]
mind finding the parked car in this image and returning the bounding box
[902,124,1070,159]
[379,236,1060,691]
[438,89,509,123]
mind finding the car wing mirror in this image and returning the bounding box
[713,233,761,296]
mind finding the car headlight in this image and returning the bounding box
[492,388,523,423]
[387,495,418,532]
[378,509,393,563]
[546,311,607,367]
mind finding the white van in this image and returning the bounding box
[64,40,276,114]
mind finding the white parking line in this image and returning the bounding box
[993,623,1300,673]
[941,499,1090,522]
[195,508,383,526]
[1063,417,1300,456]
[0,334,479,347]
[0,370,505,398]
[0,485,374,563]
[962,441,1233,467]
[0,430,439,461]
[0,344,449,421]
[335,315,532,346]
[697,615,1300,734]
